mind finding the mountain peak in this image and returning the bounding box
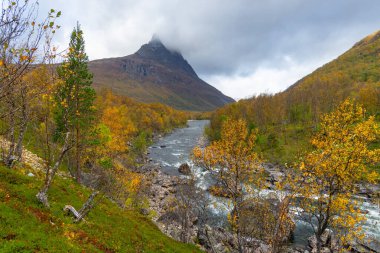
[135,35,197,77]
[88,36,235,111]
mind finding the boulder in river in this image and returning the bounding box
[307,229,338,252]
[178,163,191,175]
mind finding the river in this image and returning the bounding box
[148,120,380,249]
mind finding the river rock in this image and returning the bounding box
[283,247,309,253]
[351,238,380,253]
[307,229,338,253]
[178,163,191,175]
[157,211,181,224]
[254,243,271,253]
[197,225,239,253]
[145,161,283,253]
[139,208,150,216]
[263,163,285,183]
[145,167,179,220]
[357,183,380,199]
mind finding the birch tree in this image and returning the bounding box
[0,0,60,166]
[193,119,264,253]
[297,99,379,252]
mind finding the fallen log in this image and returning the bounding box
[63,205,84,221]
[63,191,99,223]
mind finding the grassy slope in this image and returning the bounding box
[0,165,202,253]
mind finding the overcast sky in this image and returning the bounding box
[39,0,380,100]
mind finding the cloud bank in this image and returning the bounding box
[40,0,380,99]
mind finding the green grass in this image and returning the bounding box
[0,165,202,253]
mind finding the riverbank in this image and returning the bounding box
[139,161,274,252]
[143,120,380,253]
[142,160,380,252]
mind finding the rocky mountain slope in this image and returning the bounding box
[89,36,234,111]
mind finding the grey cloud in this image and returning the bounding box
[153,0,380,76]
[38,0,380,97]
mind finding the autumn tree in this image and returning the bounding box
[60,90,145,220]
[296,99,379,252]
[193,118,264,253]
[37,24,96,208]
[55,23,96,182]
[0,0,60,167]
[35,75,74,208]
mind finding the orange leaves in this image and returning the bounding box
[130,177,141,190]
[95,90,187,155]
[100,105,137,155]
[91,90,187,210]
[19,55,29,62]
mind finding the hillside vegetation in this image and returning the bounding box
[207,30,380,164]
[0,164,201,253]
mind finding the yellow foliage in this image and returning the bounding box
[296,99,379,246]
[100,105,137,155]
[193,118,264,233]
